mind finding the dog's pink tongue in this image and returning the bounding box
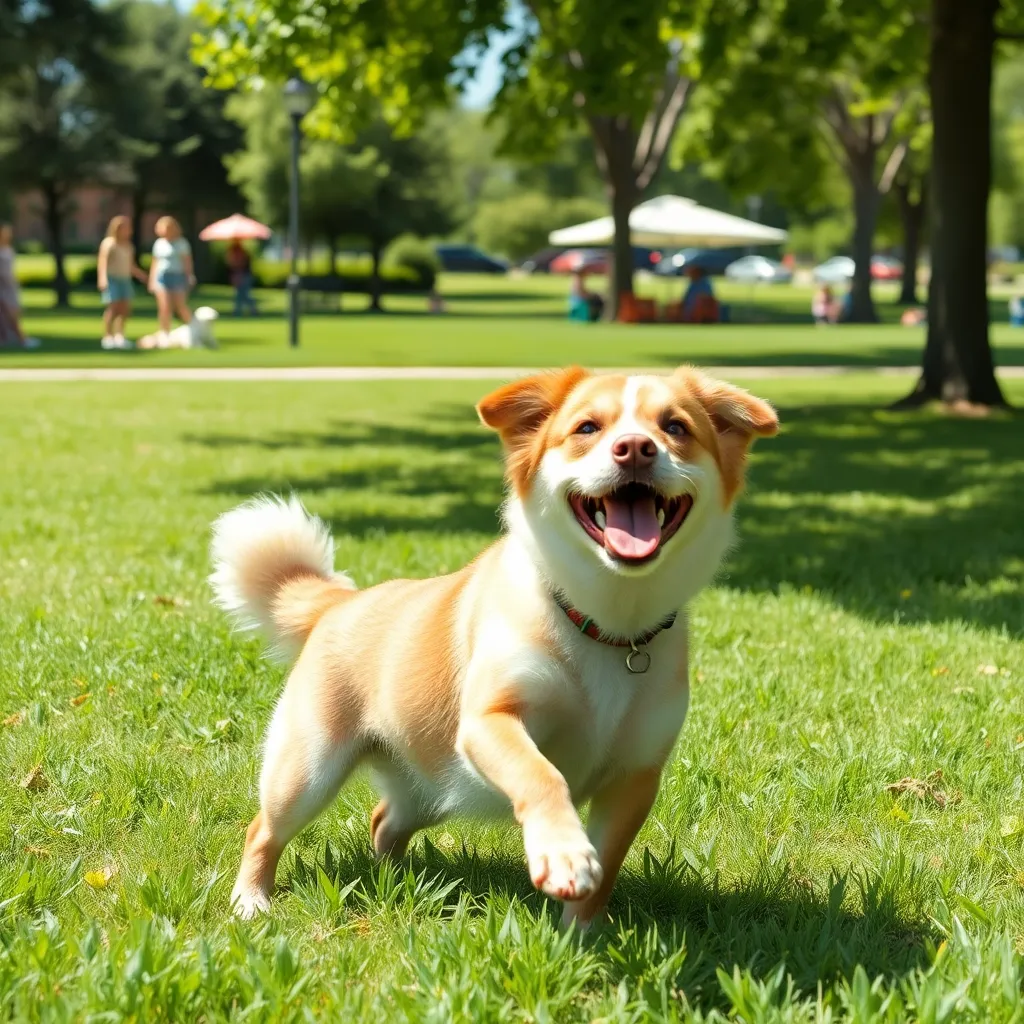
[603,496,660,560]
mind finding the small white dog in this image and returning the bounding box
[137,306,219,350]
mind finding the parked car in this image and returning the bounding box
[723,255,793,284]
[870,255,904,280]
[548,247,661,274]
[813,254,905,282]
[654,247,748,277]
[434,244,508,274]
[520,247,566,274]
[812,256,855,283]
[549,248,606,274]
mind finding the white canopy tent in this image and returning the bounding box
[549,195,787,249]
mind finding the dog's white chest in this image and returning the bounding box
[544,637,684,798]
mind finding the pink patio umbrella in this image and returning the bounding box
[198,213,272,242]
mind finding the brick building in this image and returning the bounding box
[11,185,222,249]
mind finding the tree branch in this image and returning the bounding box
[878,139,908,194]
[817,113,852,173]
[874,97,905,147]
[634,74,691,190]
[996,31,1024,41]
[586,113,613,180]
[821,90,861,156]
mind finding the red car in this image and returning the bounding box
[549,247,662,274]
[871,255,904,280]
[549,248,607,274]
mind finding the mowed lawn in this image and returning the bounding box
[9,274,1024,369]
[1,375,1023,1021]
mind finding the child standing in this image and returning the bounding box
[97,216,146,349]
[225,240,257,316]
[811,284,834,324]
[149,216,194,342]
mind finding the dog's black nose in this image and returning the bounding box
[612,433,657,470]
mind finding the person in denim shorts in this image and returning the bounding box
[149,216,195,342]
[97,216,147,349]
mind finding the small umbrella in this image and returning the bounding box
[199,214,272,242]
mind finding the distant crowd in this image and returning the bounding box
[0,216,258,351]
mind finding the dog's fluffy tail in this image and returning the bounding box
[210,495,356,655]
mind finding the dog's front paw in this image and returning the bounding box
[522,817,603,901]
[230,882,272,919]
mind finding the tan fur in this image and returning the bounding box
[221,368,777,922]
[271,574,357,648]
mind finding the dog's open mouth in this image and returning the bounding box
[569,483,693,563]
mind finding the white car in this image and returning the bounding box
[813,256,856,283]
[724,255,793,284]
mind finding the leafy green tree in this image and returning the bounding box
[196,0,767,317]
[473,192,605,261]
[889,94,930,306]
[108,1,241,254]
[988,54,1024,251]
[897,0,1023,408]
[228,91,453,307]
[227,89,375,269]
[681,0,926,322]
[0,0,122,305]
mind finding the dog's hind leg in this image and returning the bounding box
[369,765,441,860]
[231,678,363,918]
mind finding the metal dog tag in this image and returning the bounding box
[625,643,651,674]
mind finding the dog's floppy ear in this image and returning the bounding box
[477,366,589,442]
[477,367,589,494]
[675,368,778,441]
[674,367,778,504]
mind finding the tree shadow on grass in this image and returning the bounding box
[642,340,1024,368]
[189,397,1024,636]
[286,834,935,1012]
[730,402,1024,636]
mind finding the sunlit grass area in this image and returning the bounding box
[2,374,1022,1019]
[8,273,1023,370]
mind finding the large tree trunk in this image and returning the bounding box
[849,168,879,322]
[589,117,639,320]
[42,184,69,308]
[585,74,691,321]
[896,178,926,306]
[368,240,383,312]
[608,176,637,319]
[898,0,1007,408]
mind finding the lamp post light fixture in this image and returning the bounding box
[283,77,313,348]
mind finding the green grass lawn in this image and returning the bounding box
[9,274,1024,370]
[1,373,1023,1020]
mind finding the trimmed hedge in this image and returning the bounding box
[15,254,432,293]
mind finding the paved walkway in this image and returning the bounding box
[4,364,1016,383]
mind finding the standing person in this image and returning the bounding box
[811,284,834,324]
[97,215,147,349]
[0,224,40,349]
[149,215,194,342]
[226,239,257,316]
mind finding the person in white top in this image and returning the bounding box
[97,215,147,349]
[148,215,194,341]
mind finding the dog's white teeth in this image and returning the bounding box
[595,509,606,530]
[657,507,666,527]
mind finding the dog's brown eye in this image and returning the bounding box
[665,420,687,437]
[575,421,599,435]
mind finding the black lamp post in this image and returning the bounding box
[283,77,313,348]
